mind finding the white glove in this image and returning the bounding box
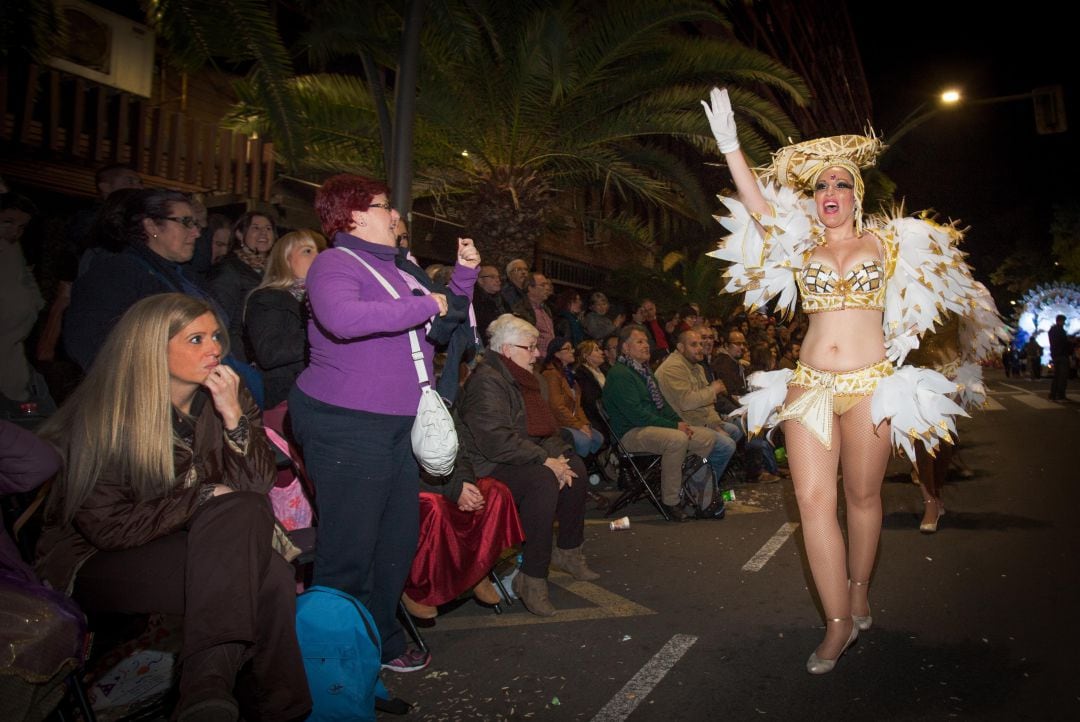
[701,87,740,153]
[885,330,919,366]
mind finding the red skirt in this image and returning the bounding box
[403,477,524,606]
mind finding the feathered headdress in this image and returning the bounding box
[755,133,886,235]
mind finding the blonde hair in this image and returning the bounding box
[574,339,600,368]
[38,294,227,523]
[254,229,327,293]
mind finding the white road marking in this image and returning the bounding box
[591,634,698,721]
[742,522,800,572]
[998,383,1064,409]
[981,396,1005,411]
[1012,395,1061,410]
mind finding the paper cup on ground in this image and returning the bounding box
[609,516,630,531]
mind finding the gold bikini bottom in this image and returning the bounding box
[776,359,894,449]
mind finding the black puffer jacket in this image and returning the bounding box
[65,242,215,371]
[244,287,308,408]
[210,254,262,362]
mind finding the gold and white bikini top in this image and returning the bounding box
[796,257,886,313]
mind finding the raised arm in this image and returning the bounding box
[702,87,770,217]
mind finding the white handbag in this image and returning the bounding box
[338,248,458,476]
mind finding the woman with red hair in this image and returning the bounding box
[288,175,480,673]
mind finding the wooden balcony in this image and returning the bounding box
[0,62,273,202]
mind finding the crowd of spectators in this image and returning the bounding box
[3,164,816,719]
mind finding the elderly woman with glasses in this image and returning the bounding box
[458,315,598,617]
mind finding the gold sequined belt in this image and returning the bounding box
[778,359,894,449]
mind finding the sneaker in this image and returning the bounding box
[381,647,431,673]
[750,471,782,484]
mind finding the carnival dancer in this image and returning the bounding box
[701,88,984,674]
[907,285,1009,533]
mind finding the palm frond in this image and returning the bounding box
[143,0,303,167]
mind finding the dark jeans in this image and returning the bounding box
[490,455,588,578]
[1051,354,1069,399]
[288,387,419,662]
[74,492,310,721]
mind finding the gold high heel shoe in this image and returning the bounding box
[806,617,858,675]
[850,579,872,631]
[920,498,945,534]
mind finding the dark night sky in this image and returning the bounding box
[846,2,1078,302]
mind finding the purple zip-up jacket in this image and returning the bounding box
[296,232,477,415]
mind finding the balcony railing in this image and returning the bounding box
[0,62,274,201]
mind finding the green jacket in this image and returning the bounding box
[602,361,680,440]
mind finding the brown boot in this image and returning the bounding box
[472,577,501,605]
[401,593,438,619]
[511,571,555,616]
[550,544,600,581]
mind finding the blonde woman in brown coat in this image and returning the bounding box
[36,293,309,722]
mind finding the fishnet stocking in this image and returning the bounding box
[838,397,891,620]
[783,388,890,658]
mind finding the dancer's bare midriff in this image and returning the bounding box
[799,308,886,371]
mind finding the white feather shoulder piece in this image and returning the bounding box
[876,213,982,365]
[959,283,1012,363]
[707,181,816,318]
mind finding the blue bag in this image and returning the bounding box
[295,585,390,721]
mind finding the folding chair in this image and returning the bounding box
[595,401,670,521]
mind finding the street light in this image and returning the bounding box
[886,88,962,148]
[886,85,1066,150]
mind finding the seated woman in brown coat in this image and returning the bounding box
[458,314,599,617]
[35,293,310,722]
[541,336,603,458]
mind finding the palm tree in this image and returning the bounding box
[228,0,810,269]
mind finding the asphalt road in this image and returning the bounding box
[381,369,1080,721]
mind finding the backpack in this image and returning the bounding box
[680,455,726,519]
[295,585,391,721]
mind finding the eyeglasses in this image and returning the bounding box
[367,202,394,211]
[511,343,539,352]
[163,216,202,230]
[478,274,500,280]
